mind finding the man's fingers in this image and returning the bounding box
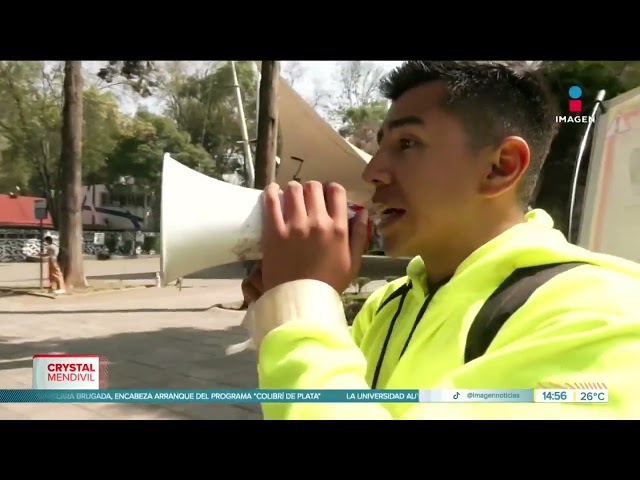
[283,181,307,226]
[349,209,369,275]
[263,183,286,235]
[241,262,264,304]
[242,276,262,304]
[303,181,327,219]
[324,182,348,228]
[250,262,264,293]
[242,280,261,304]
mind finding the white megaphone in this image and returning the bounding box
[160,153,266,286]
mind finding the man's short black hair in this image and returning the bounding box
[379,61,559,205]
[44,236,52,244]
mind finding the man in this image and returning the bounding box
[42,236,66,294]
[242,61,640,420]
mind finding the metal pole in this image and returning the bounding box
[252,61,261,138]
[230,61,256,187]
[39,218,44,291]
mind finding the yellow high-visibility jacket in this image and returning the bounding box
[248,209,640,419]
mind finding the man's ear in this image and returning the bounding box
[480,136,530,198]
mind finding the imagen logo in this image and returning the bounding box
[555,85,595,124]
[569,85,583,113]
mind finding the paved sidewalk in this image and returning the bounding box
[0,280,262,420]
[0,256,405,420]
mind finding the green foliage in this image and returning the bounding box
[0,61,62,194]
[163,61,259,183]
[97,61,158,97]
[336,101,387,155]
[82,87,123,185]
[105,235,117,252]
[143,235,160,253]
[0,61,250,213]
[331,61,388,155]
[104,110,214,188]
[338,100,388,137]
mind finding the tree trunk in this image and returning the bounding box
[58,61,87,288]
[254,61,280,189]
[240,61,280,310]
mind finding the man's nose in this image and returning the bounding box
[362,150,393,186]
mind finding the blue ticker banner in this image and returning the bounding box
[0,388,608,404]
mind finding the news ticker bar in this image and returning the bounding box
[0,389,608,404]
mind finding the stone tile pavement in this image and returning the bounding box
[0,277,263,420]
[0,256,404,420]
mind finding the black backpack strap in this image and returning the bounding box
[464,262,587,364]
[375,281,412,315]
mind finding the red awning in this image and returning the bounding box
[0,194,53,228]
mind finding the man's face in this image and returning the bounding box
[362,81,486,258]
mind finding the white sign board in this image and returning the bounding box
[93,232,105,246]
[578,86,640,263]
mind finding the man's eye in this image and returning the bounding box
[399,139,417,150]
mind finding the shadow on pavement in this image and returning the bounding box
[0,325,261,420]
[87,272,157,281]
[86,257,410,282]
[88,262,248,281]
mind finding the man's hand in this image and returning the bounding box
[241,261,264,305]
[261,180,369,294]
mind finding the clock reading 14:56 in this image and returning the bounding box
[543,391,567,401]
[534,389,573,403]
